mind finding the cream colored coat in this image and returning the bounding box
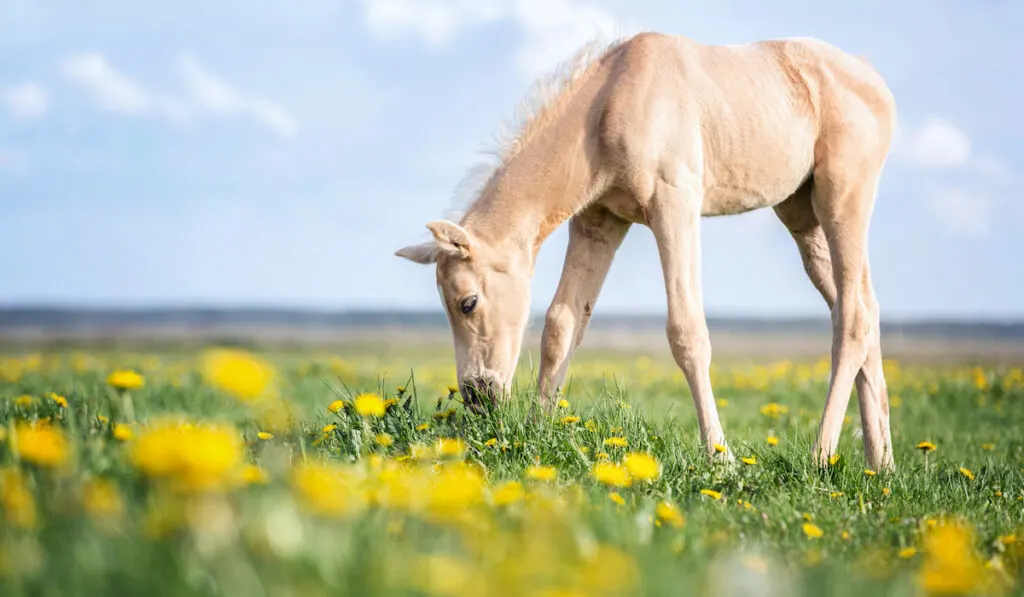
[397,31,898,470]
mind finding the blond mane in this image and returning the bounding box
[446,35,628,222]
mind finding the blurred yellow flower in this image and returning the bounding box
[898,547,917,559]
[112,423,133,441]
[375,433,394,447]
[917,441,936,452]
[107,370,144,391]
[864,469,877,477]
[327,400,346,413]
[623,452,659,481]
[603,437,628,448]
[741,456,757,465]
[656,501,685,528]
[131,420,244,492]
[491,480,525,506]
[759,402,789,419]
[241,464,268,485]
[608,492,626,506]
[291,462,365,518]
[257,432,273,440]
[557,399,570,408]
[560,415,580,425]
[803,523,824,539]
[200,348,274,401]
[435,438,466,458]
[767,436,779,446]
[700,489,722,500]
[0,467,37,529]
[526,465,557,482]
[49,392,68,408]
[14,422,69,468]
[354,393,386,417]
[591,462,630,488]
[958,467,974,481]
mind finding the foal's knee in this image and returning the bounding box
[541,305,575,360]
[666,318,711,373]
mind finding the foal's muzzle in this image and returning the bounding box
[460,377,498,414]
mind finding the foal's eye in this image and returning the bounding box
[459,295,478,315]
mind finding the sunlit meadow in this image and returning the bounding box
[1,345,1022,596]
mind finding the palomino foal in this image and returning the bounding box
[396,32,897,471]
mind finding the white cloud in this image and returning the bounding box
[3,82,49,120]
[512,0,624,77]
[363,0,505,46]
[60,52,297,138]
[360,0,629,76]
[892,117,971,169]
[926,187,991,238]
[178,55,298,138]
[62,53,158,115]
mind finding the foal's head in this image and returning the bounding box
[396,220,532,410]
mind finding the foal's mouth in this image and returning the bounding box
[460,377,499,414]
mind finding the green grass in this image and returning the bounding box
[0,348,1022,596]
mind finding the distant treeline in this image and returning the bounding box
[1,307,1023,340]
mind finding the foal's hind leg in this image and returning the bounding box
[792,152,887,467]
[775,187,893,470]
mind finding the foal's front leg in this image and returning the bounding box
[537,205,630,408]
[645,181,730,461]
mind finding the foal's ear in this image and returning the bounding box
[425,220,474,259]
[395,242,439,264]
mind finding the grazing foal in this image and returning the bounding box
[396,31,897,470]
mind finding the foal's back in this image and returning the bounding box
[598,33,896,217]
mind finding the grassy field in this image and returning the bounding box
[0,344,1022,596]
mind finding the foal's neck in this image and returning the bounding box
[459,82,610,269]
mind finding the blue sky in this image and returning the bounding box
[1,0,1021,319]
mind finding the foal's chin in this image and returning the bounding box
[458,375,511,414]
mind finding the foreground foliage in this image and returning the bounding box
[0,348,1022,596]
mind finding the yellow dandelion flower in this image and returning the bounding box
[526,465,557,482]
[416,423,429,431]
[767,436,779,446]
[0,468,37,529]
[882,487,891,496]
[435,437,466,458]
[49,393,68,408]
[700,489,722,500]
[257,431,273,440]
[864,469,877,476]
[603,437,628,448]
[741,456,757,465]
[354,393,386,418]
[899,547,918,559]
[557,398,570,408]
[608,492,626,506]
[591,462,631,488]
[803,523,824,539]
[560,415,580,425]
[828,453,840,466]
[107,370,144,391]
[13,395,33,408]
[112,423,132,441]
[623,452,659,481]
[375,433,394,447]
[327,400,346,413]
[713,443,727,454]
[14,422,69,468]
[200,348,274,401]
[241,464,268,485]
[716,398,728,408]
[322,424,337,434]
[596,452,610,460]
[484,438,498,447]
[916,441,936,452]
[759,402,789,419]
[959,467,974,480]
[981,443,995,451]
[97,415,109,424]
[584,420,598,432]
[491,480,525,506]
[656,501,685,528]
